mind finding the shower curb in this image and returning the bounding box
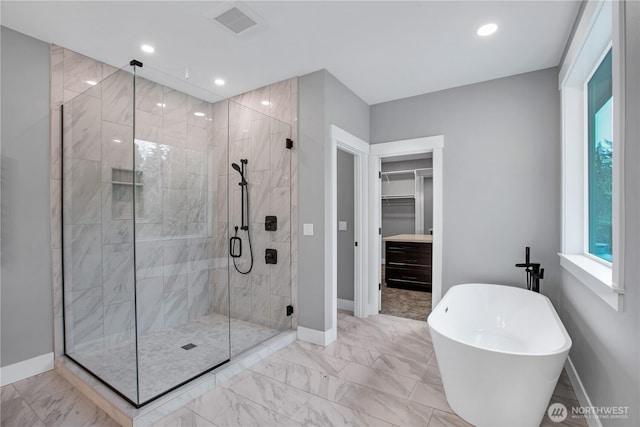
[56,330,297,427]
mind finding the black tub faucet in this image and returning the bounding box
[515,246,544,293]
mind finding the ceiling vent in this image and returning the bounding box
[213,6,257,34]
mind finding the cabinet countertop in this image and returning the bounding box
[383,234,433,243]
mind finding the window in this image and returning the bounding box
[587,49,613,262]
[559,1,624,311]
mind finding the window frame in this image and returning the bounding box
[559,0,625,312]
[583,44,613,266]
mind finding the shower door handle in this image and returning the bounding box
[230,236,242,258]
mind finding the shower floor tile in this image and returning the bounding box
[68,313,278,403]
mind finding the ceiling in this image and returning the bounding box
[1,1,581,105]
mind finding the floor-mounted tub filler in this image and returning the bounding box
[428,283,572,427]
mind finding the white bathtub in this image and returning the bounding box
[427,283,572,427]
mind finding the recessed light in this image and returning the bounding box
[242,129,249,133]
[194,112,206,117]
[113,139,122,143]
[261,100,270,106]
[86,80,98,86]
[214,78,225,86]
[156,103,166,108]
[477,23,498,37]
[141,44,155,53]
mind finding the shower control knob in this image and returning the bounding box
[265,249,278,264]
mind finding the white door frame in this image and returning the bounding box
[329,125,370,341]
[369,136,444,314]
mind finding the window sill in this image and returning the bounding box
[559,253,623,311]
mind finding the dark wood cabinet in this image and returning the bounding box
[385,241,432,292]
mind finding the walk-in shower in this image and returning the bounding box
[61,60,293,407]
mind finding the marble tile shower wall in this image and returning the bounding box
[222,98,293,330]
[50,45,298,357]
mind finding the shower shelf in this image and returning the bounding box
[111,181,143,186]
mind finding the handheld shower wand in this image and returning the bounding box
[230,159,253,274]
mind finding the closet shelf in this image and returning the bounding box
[381,169,416,177]
[381,194,415,200]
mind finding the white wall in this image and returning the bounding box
[557,3,640,424]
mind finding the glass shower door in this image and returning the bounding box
[62,67,139,404]
[133,69,231,404]
[227,101,292,357]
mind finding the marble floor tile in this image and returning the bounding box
[0,385,45,427]
[187,386,241,420]
[275,341,350,376]
[151,406,215,427]
[228,371,313,417]
[321,341,380,366]
[338,383,434,426]
[29,386,119,427]
[1,385,19,402]
[408,380,453,413]
[337,362,417,399]
[427,409,473,427]
[335,329,378,350]
[553,374,579,400]
[291,395,392,427]
[12,370,76,404]
[250,358,354,402]
[427,351,439,367]
[191,387,300,427]
[2,310,587,427]
[370,334,434,364]
[372,352,441,385]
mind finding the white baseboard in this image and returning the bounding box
[297,326,336,347]
[565,357,602,427]
[337,298,354,312]
[0,352,54,386]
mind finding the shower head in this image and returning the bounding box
[231,162,247,185]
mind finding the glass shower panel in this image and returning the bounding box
[133,70,230,403]
[62,67,138,403]
[227,101,292,357]
[62,62,293,407]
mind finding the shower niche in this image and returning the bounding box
[61,61,293,407]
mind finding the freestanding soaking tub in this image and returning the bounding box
[428,283,572,427]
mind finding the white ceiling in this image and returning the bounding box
[1,1,580,105]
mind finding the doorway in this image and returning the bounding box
[379,154,433,320]
[368,136,444,319]
[326,129,442,345]
[336,148,356,313]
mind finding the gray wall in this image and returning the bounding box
[371,67,562,303]
[298,69,369,331]
[380,159,430,240]
[1,26,53,366]
[336,149,354,302]
[557,3,640,424]
[381,201,414,239]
